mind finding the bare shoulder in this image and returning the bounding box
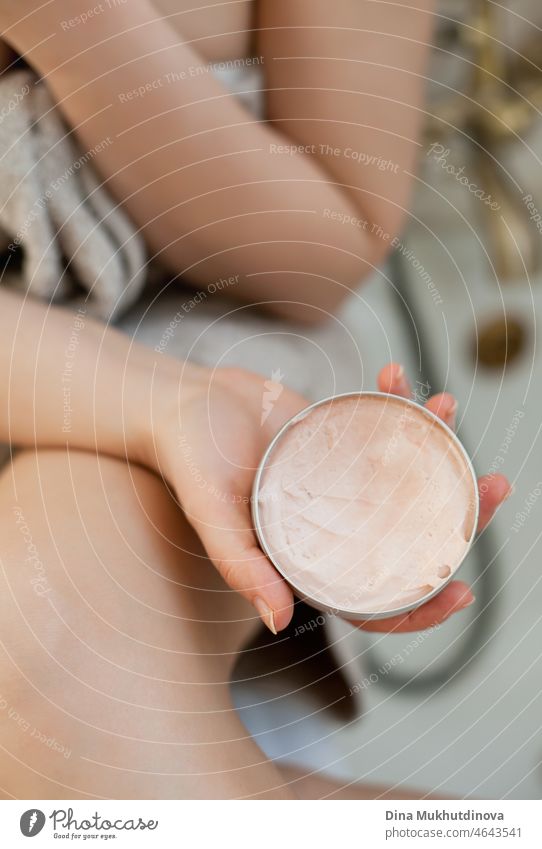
[257,0,435,68]
[152,0,256,60]
[257,0,434,41]
[258,0,366,26]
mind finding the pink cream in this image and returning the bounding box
[256,394,477,616]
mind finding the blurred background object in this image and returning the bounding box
[427,0,542,281]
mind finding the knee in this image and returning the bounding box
[5,447,134,488]
[3,448,165,520]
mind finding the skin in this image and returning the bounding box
[0,1,511,798]
[0,389,509,799]
[0,443,469,800]
[1,0,435,322]
[0,291,510,799]
[0,291,510,636]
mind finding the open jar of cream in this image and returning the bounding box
[252,392,479,620]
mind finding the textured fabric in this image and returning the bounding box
[0,70,146,321]
[120,288,364,401]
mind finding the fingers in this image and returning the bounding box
[377,362,411,397]
[353,581,474,633]
[424,392,457,429]
[478,473,512,532]
[378,363,458,430]
[188,497,294,634]
[363,365,511,635]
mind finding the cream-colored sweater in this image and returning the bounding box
[0,69,146,321]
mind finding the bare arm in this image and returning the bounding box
[0,288,185,462]
[2,0,434,322]
[257,0,435,257]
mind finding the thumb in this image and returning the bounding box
[187,493,294,634]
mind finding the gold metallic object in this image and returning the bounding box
[427,0,542,280]
[475,314,527,369]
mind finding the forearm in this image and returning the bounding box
[259,0,436,244]
[4,1,385,321]
[0,289,197,463]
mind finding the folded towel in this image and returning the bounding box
[0,69,146,321]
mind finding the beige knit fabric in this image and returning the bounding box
[0,70,146,321]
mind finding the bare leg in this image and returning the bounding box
[0,450,438,801]
[0,450,294,799]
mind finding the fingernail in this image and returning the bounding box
[254,597,277,635]
[504,485,515,501]
[462,593,476,609]
[447,400,458,428]
[395,364,405,379]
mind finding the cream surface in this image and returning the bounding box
[257,395,477,615]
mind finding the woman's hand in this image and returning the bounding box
[353,362,511,633]
[148,364,309,634]
[148,361,511,635]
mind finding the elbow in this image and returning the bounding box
[175,210,400,327]
[259,231,393,327]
